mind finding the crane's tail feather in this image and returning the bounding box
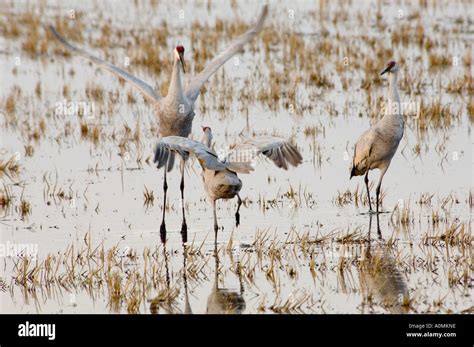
[154,143,187,172]
[166,152,175,172]
[350,163,366,179]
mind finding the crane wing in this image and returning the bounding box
[351,127,382,177]
[154,136,227,171]
[49,26,161,103]
[184,5,268,102]
[225,136,303,172]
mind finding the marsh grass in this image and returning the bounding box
[5,217,472,314]
[429,53,451,68]
[0,185,14,209]
[0,157,21,181]
[418,99,460,130]
[334,189,353,206]
[438,222,471,246]
[5,94,16,115]
[390,200,414,228]
[334,184,385,208]
[143,186,154,207]
[85,84,104,102]
[19,199,31,218]
[468,99,474,121]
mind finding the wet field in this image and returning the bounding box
[0,0,472,313]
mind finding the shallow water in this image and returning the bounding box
[0,0,472,313]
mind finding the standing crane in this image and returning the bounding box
[350,61,404,215]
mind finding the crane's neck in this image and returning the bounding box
[203,131,213,148]
[386,71,401,117]
[167,57,185,101]
[199,131,214,175]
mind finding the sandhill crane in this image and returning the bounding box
[49,5,269,234]
[350,61,404,214]
[153,127,303,233]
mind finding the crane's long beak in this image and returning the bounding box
[179,52,186,74]
[380,66,391,75]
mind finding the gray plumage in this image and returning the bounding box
[154,136,227,171]
[225,136,303,171]
[49,5,269,172]
[350,61,404,213]
[154,127,303,231]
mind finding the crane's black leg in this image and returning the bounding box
[213,200,219,234]
[376,209,382,238]
[160,168,168,244]
[368,213,373,238]
[180,160,187,237]
[376,185,380,215]
[376,184,382,236]
[375,167,389,236]
[365,171,373,213]
[235,194,242,227]
[375,167,388,217]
